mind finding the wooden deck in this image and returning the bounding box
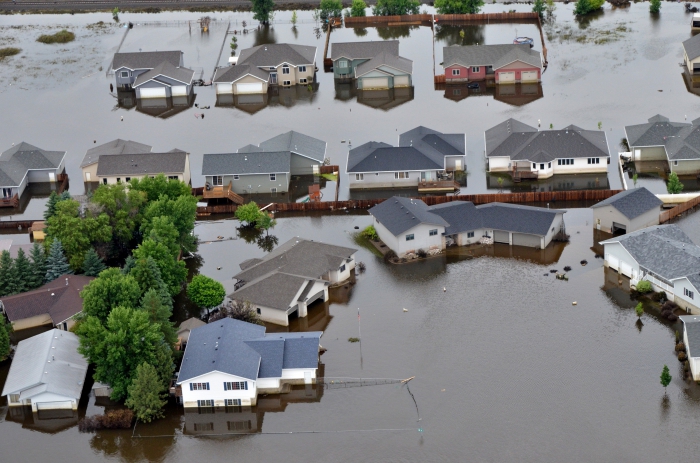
[511,170,538,183]
[201,182,244,205]
[0,194,19,208]
[417,180,460,192]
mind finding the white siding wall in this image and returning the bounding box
[281,368,317,384]
[487,157,511,172]
[180,372,258,407]
[674,278,700,314]
[373,218,400,255]
[552,157,608,175]
[256,304,290,326]
[543,213,565,248]
[395,223,445,257]
[603,242,641,279]
[20,392,78,411]
[456,228,488,246]
[594,206,660,234]
[348,171,425,189]
[99,173,186,185]
[328,255,355,283]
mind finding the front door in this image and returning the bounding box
[2,188,12,198]
[270,73,278,85]
[421,171,433,181]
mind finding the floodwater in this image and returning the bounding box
[2,4,700,219]
[2,205,700,461]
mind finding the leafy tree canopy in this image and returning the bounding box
[91,183,147,244]
[125,362,167,423]
[129,174,192,203]
[251,0,275,24]
[320,0,343,19]
[81,267,141,323]
[45,239,73,283]
[351,0,367,16]
[187,274,226,309]
[83,248,107,277]
[435,0,483,15]
[372,0,420,16]
[133,238,187,296]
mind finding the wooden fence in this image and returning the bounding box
[344,14,432,26]
[660,195,700,223]
[434,12,540,22]
[344,12,539,27]
[320,165,339,174]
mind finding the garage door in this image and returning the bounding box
[362,77,389,89]
[394,75,410,87]
[607,254,619,270]
[521,71,538,82]
[612,221,627,233]
[494,230,510,244]
[512,233,541,248]
[36,401,73,410]
[499,71,515,83]
[139,87,167,99]
[236,82,263,94]
[171,85,188,96]
[306,290,325,306]
[216,83,233,94]
[620,262,633,278]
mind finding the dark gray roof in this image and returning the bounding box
[112,51,181,70]
[590,187,663,219]
[399,126,465,164]
[368,197,449,236]
[0,142,66,187]
[201,152,291,175]
[428,201,481,235]
[600,225,700,282]
[485,119,610,161]
[178,318,320,382]
[239,43,316,67]
[355,51,413,76]
[331,40,399,60]
[684,34,700,61]
[624,115,700,161]
[81,139,152,168]
[234,238,357,284]
[95,151,187,176]
[443,44,542,69]
[213,63,269,83]
[230,272,316,311]
[681,315,700,358]
[133,61,195,87]
[258,131,327,162]
[476,203,564,236]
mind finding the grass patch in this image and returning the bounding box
[320,173,338,182]
[0,47,21,60]
[348,337,360,343]
[351,232,383,257]
[37,29,75,44]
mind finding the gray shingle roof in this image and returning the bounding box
[369,197,449,236]
[202,152,291,175]
[428,201,482,235]
[258,131,327,162]
[680,315,700,358]
[230,272,317,311]
[95,151,187,176]
[476,202,565,236]
[443,44,542,69]
[0,142,66,187]
[213,63,269,83]
[684,34,700,61]
[331,40,399,60]
[238,43,316,67]
[177,318,320,382]
[600,225,700,282]
[81,139,152,168]
[485,119,610,161]
[133,61,195,87]
[399,126,465,165]
[112,51,182,70]
[624,115,700,160]
[355,51,413,77]
[590,187,663,219]
[1,329,88,400]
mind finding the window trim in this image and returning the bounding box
[120,70,129,78]
[196,400,214,408]
[233,174,240,180]
[355,173,364,181]
[429,229,438,236]
[283,80,291,86]
[340,264,346,272]
[338,59,348,68]
[471,66,480,73]
[224,381,248,391]
[299,65,306,73]
[212,176,223,186]
[467,231,475,238]
[269,173,276,181]
[452,69,460,76]
[406,234,414,241]
[282,65,290,74]
[190,382,210,391]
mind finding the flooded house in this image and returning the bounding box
[80,139,152,183]
[176,318,322,407]
[443,44,542,84]
[213,43,317,95]
[176,317,206,350]
[112,50,195,99]
[0,143,66,207]
[683,34,700,75]
[600,225,700,314]
[369,197,566,257]
[624,115,700,175]
[229,238,357,326]
[591,187,662,234]
[2,329,88,411]
[680,316,700,380]
[347,126,465,192]
[485,119,610,181]
[0,274,94,331]
[94,150,191,185]
[331,40,413,90]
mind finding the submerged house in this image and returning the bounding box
[0,142,66,207]
[95,150,191,185]
[680,315,700,380]
[347,126,465,191]
[369,197,566,257]
[2,329,88,411]
[443,44,542,84]
[624,115,700,175]
[683,34,700,74]
[230,238,357,326]
[177,318,321,407]
[331,41,413,90]
[591,187,662,234]
[81,139,152,183]
[600,224,700,314]
[112,51,195,98]
[214,43,317,95]
[485,119,610,181]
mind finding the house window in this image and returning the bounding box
[103,178,108,185]
[532,163,536,169]
[394,172,409,179]
[9,394,19,403]
[228,420,252,431]
[168,175,178,180]
[197,399,214,407]
[340,264,346,272]
[472,66,480,73]
[587,158,600,164]
[548,162,551,168]
[406,234,414,241]
[355,173,364,181]
[256,308,261,314]
[212,176,223,186]
[300,78,307,84]
[453,89,461,96]
[190,382,210,391]
[452,69,460,76]
[539,164,545,170]
[271,188,277,194]
[125,177,131,182]
[282,65,290,74]
[269,173,276,181]
[224,381,248,391]
[674,160,678,166]
[120,71,129,78]
[338,60,348,68]
[193,422,214,431]
[429,229,438,236]
[299,65,306,73]
[233,175,240,180]
[685,288,695,299]
[283,80,291,86]
[558,159,574,166]
[116,178,121,183]
[467,231,475,238]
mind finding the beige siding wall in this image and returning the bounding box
[11,314,52,331]
[671,159,700,175]
[82,164,98,183]
[99,173,186,185]
[594,205,660,234]
[633,146,667,161]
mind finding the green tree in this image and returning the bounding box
[129,174,192,203]
[235,202,264,227]
[351,0,367,16]
[373,0,420,15]
[133,238,187,296]
[435,0,484,14]
[251,0,275,24]
[126,256,172,309]
[532,0,545,17]
[0,250,16,296]
[574,0,604,15]
[82,248,107,277]
[77,306,172,401]
[80,268,141,323]
[44,239,73,283]
[545,0,556,16]
[660,364,672,390]
[635,302,644,319]
[649,0,661,13]
[0,320,11,361]
[636,280,652,293]
[291,10,298,24]
[29,242,47,290]
[141,194,198,252]
[632,173,638,187]
[44,191,59,221]
[256,211,277,235]
[125,362,167,423]
[187,275,226,309]
[91,183,147,247]
[13,248,32,294]
[140,289,177,349]
[320,0,343,19]
[667,172,684,194]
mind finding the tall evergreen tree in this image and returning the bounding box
[82,248,106,277]
[29,242,47,289]
[0,250,15,296]
[140,289,177,348]
[44,191,59,221]
[13,248,32,294]
[45,239,73,283]
[125,362,167,423]
[0,320,11,361]
[128,256,172,309]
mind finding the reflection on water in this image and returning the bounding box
[434,24,485,46]
[215,84,319,115]
[4,406,79,434]
[336,82,415,111]
[446,241,566,266]
[438,81,543,106]
[117,90,196,119]
[252,25,277,47]
[0,182,62,219]
[486,172,610,192]
[375,25,418,40]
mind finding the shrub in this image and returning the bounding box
[667,172,684,194]
[78,409,134,432]
[573,0,604,16]
[650,291,667,303]
[668,313,679,322]
[0,47,21,59]
[678,351,687,361]
[361,225,379,241]
[348,337,360,343]
[417,249,427,258]
[351,0,367,16]
[649,0,661,13]
[676,342,686,352]
[662,301,679,313]
[635,280,653,293]
[37,30,75,44]
[383,250,397,263]
[356,261,366,272]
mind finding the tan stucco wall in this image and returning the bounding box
[82,164,98,183]
[11,314,52,331]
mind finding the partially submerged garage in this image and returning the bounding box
[591,187,662,235]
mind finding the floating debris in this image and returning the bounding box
[580,260,588,266]
[403,308,408,312]
[556,273,569,281]
[550,269,558,273]
[572,301,578,306]
[563,266,572,272]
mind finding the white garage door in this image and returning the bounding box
[216,83,233,94]
[620,262,633,278]
[521,71,538,82]
[512,233,541,248]
[362,77,389,89]
[236,82,263,94]
[499,71,515,83]
[171,85,188,96]
[139,87,167,99]
[494,230,510,244]
[607,254,619,270]
[37,401,73,410]
[394,75,410,87]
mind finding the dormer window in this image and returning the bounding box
[282,65,290,75]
